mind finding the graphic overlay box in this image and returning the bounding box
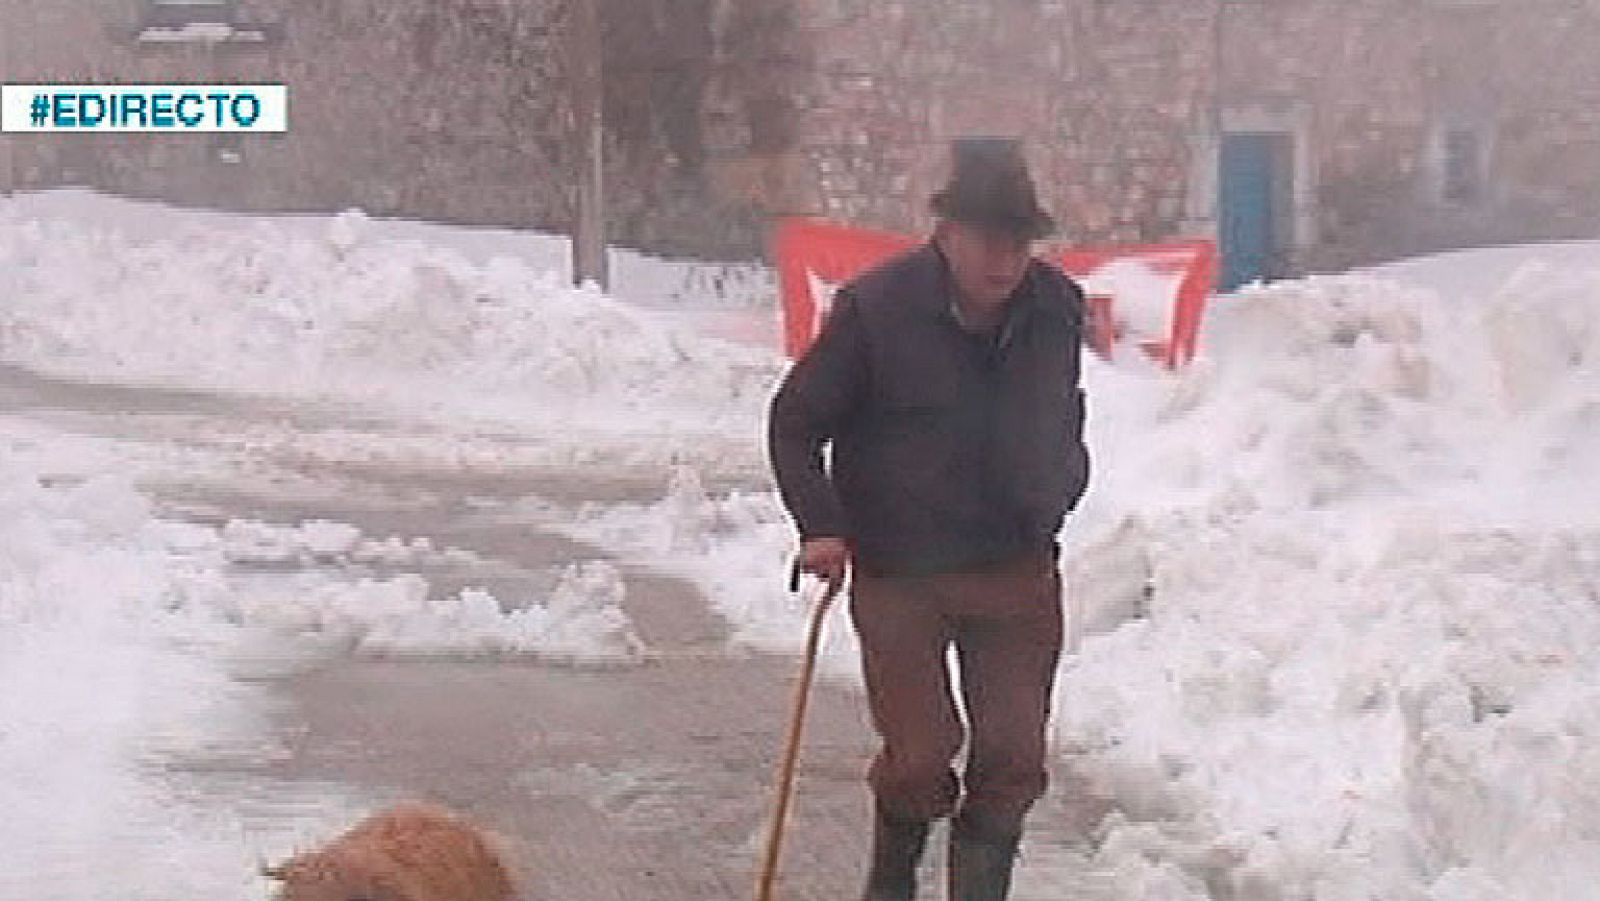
[2,84,287,133]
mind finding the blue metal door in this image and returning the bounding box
[1219,132,1283,292]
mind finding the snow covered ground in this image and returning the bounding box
[3,190,1597,899]
[0,413,643,899]
[0,418,358,900]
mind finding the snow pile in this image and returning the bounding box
[0,188,777,308]
[157,516,645,664]
[202,561,643,664]
[0,197,782,464]
[557,465,862,676]
[216,517,365,564]
[214,517,488,569]
[1052,264,1600,899]
[0,440,306,898]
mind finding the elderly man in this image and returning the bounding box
[767,137,1091,901]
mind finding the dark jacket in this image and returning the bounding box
[768,243,1090,576]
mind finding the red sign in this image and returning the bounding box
[773,217,1217,368]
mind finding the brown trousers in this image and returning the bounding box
[849,551,1063,834]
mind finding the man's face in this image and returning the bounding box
[938,220,1033,312]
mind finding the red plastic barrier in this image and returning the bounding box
[773,218,916,359]
[773,217,1217,367]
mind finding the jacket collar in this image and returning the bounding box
[924,241,1041,347]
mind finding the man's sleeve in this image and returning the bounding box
[767,290,867,538]
[1065,385,1091,512]
[1062,277,1092,513]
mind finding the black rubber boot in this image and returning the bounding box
[861,810,931,901]
[947,816,1021,901]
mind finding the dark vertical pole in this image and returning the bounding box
[1213,0,1228,271]
[1213,0,1227,137]
[570,0,608,289]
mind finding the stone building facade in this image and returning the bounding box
[3,0,1598,279]
[772,0,1600,283]
[0,0,770,257]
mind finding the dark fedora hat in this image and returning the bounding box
[930,136,1056,240]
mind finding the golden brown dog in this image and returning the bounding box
[265,802,517,901]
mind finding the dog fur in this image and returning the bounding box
[265,802,517,901]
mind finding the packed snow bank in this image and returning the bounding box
[0,192,783,470]
[0,188,777,308]
[1053,262,1600,899]
[1360,239,1600,305]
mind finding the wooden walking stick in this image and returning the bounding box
[754,567,842,901]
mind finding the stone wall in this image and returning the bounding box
[782,0,1600,270]
[0,0,771,258]
[1218,0,1600,269]
[783,0,1213,249]
[3,0,1598,267]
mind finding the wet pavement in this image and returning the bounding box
[4,362,1114,900]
